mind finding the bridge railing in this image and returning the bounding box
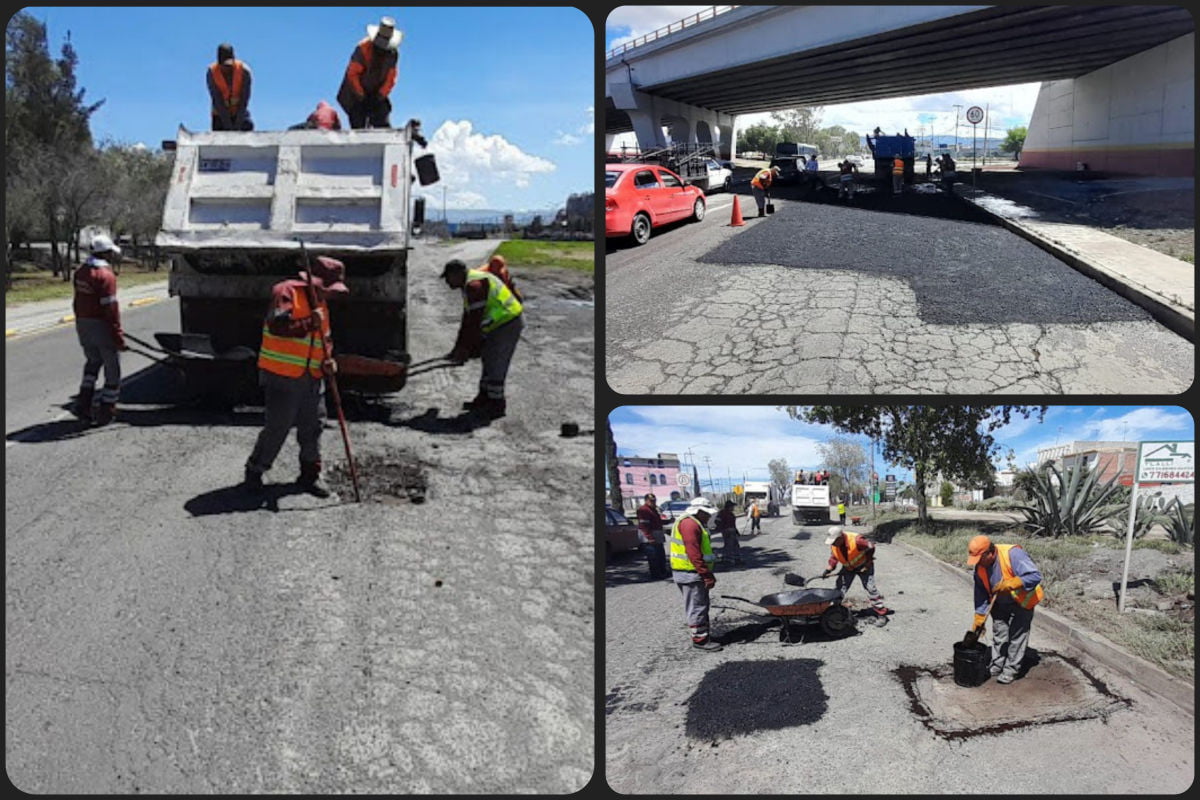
[606,6,739,60]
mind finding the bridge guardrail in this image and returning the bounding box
[606,6,738,60]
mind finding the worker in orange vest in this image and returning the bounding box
[822,526,891,620]
[479,254,524,302]
[967,535,1044,684]
[207,43,253,131]
[337,16,401,129]
[243,256,349,498]
[749,165,780,217]
[891,155,905,195]
[747,499,763,534]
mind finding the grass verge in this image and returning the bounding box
[874,515,1195,681]
[7,262,169,306]
[493,240,594,273]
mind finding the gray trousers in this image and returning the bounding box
[836,564,886,610]
[892,173,904,194]
[751,185,767,211]
[990,601,1034,678]
[481,315,523,400]
[246,370,324,474]
[76,318,121,404]
[674,573,711,642]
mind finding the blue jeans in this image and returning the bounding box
[641,542,668,579]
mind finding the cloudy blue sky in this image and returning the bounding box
[17,6,593,213]
[609,406,1194,493]
[605,5,1040,149]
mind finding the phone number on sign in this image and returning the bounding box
[1141,470,1195,481]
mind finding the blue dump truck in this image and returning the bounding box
[868,133,916,185]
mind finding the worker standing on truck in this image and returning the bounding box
[337,16,401,129]
[822,526,891,621]
[243,256,349,498]
[750,165,780,218]
[442,259,524,419]
[71,235,127,426]
[892,154,905,195]
[670,498,722,652]
[207,43,253,131]
[713,500,743,565]
[967,535,1044,684]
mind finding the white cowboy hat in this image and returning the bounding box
[824,526,844,545]
[685,497,718,516]
[366,16,403,51]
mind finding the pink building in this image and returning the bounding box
[618,453,683,510]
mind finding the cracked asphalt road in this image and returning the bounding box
[605,186,1193,394]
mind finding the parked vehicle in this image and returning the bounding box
[605,163,707,246]
[703,159,733,192]
[769,142,818,182]
[867,132,916,184]
[657,498,693,521]
[606,507,642,554]
[792,483,832,525]
[743,481,780,516]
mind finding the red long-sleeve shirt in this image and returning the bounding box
[677,517,713,577]
[264,279,332,343]
[449,277,488,359]
[73,258,123,341]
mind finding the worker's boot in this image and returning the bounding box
[691,638,723,652]
[298,461,332,499]
[462,391,487,411]
[243,467,265,495]
[478,398,506,419]
[757,209,765,218]
[93,402,116,427]
[71,388,94,422]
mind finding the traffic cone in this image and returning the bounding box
[729,195,746,227]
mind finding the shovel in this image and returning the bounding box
[962,590,998,646]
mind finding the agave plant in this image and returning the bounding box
[1161,499,1195,546]
[1014,464,1126,538]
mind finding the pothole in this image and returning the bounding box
[893,651,1130,740]
[327,453,428,506]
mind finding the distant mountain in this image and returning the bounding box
[420,208,559,225]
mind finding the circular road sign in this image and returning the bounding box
[965,106,985,125]
[676,472,691,487]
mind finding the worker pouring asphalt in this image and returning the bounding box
[71,234,127,426]
[967,535,1044,684]
[207,43,253,131]
[670,498,722,652]
[243,256,349,498]
[441,259,524,420]
[822,526,891,620]
[338,16,401,129]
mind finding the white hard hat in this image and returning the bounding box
[824,526,844,545]
[686,497,717,516]
[90,234,116,254]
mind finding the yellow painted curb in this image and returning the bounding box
[129,297,161,307]
[5,328,16,337]
[59,314,75,323]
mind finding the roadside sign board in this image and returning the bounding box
[884,474,897,500]
[676,473,691,487]
[965,106,984,125]
[1136,441,1195,483]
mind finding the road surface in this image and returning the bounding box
[605,514,1193,793]
[6,240,595,793]
[605,182,1193,394]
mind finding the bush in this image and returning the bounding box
[939,481,954,508]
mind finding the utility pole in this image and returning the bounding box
[953,105,962,154]
[703,455,715,495]
[871,436,877,520]
[442,185,447,223]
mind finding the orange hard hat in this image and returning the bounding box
[966,534,992,566]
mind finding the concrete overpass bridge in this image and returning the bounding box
[605,5,1193,175]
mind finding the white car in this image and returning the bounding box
[703,159,733,192]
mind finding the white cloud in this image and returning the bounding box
[581,105,595,135]
[1086,408,1192,443]
[443,190,489,210]
[553,132,582,146]
[430,119,556,193]
[606,5,710,50]
[553,107,595,147]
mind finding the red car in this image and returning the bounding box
[605,163,706,245]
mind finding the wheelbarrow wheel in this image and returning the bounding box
[819,605,855,637]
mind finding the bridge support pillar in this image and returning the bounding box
[611,85,734,158]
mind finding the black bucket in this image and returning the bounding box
[414,154,439,186]
[952,641,990,687]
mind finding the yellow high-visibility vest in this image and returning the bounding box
[668,515,714,572]
[465,269,522,333]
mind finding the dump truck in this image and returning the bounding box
[154,122,438,402]
[743,481,780,516]
[792,482,832,525]
[867,133,915,185]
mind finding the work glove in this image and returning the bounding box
[322,358,337,376]
[996,576,1024,593]
[820,569,832,579]
[973,613,988,630]
[702,574,716,590]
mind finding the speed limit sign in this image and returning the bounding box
[966,106,984,125]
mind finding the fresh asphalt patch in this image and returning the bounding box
[696,198,1151,326]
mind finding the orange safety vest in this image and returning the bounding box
[348,40,397,97]
[750,169,773,190]
[977,544,1044,609]
[209,60,246,112]
[258,282,329,379]
[892,157,904,176]
[831,534,870,570]
[751,504,761,518]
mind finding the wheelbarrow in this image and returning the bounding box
[720,572,856,644]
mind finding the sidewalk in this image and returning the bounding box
[6,280,170,338]
[956,185,1194,340]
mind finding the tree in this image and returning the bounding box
[939,480,954,508]
[606,419,623,512]
[786,406,1046,527]
[771,106,823,144]
[1000,126,1027,159]
[817,435,867,503]
[767,458,791,501]
[737,122,780,157]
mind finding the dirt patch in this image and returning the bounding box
[326,452,428,505]
[894,651,1130,740]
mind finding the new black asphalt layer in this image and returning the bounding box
[697,189,1151,326]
